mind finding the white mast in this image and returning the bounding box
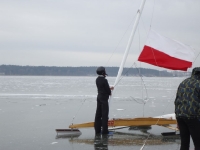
[109,0,146,112]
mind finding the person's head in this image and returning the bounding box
[191,67,200,76]
[96,66,107,77]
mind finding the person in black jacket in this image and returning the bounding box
[175,67,200,150]
[95,66,114,135]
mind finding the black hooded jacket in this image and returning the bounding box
[96,75,111,101]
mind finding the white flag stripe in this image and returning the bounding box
[146,30,195,62]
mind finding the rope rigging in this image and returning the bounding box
[104,13,138,67]
[71,97,87,125]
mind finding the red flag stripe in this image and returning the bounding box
[138,46,192,71]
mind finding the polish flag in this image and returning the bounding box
[138,30,195,71]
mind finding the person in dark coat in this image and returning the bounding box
[94,66,114,135]
[174,67,200,150]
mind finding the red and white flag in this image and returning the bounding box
[138,30,195,71]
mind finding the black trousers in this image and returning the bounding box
[176,117,200,150]
[94,96,109,134]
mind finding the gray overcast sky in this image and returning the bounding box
[0,0,200,70]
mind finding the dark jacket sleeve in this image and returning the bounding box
[104,79,111,95]
[96,77,111,96]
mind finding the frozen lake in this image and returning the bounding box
[0,76,194,150]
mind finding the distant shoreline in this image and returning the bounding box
[0,65,190,77]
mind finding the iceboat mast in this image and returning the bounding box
[109,0,146,108]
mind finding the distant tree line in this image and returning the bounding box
[0,65,190,77]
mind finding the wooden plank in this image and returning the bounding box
[113,118,176,126]
[69,122,94,128]
[69,117,177,129]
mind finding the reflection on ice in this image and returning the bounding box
[69,132,181,146]
[56,134,81,139]
[55,129,82,139]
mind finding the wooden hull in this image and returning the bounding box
[69,117,177,129]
